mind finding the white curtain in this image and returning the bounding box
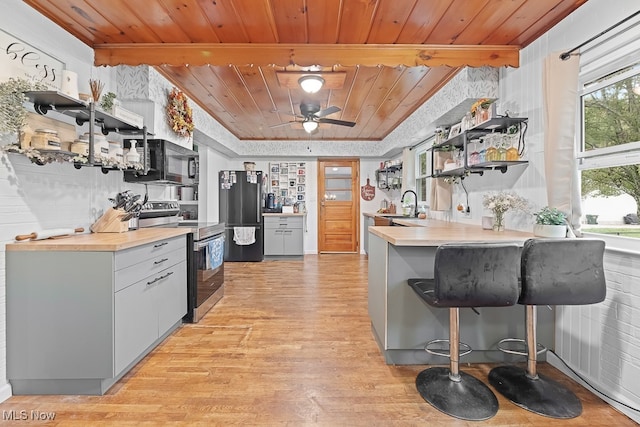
[542,52,582,235]
[400,147,415,195]
[429,151,452,211]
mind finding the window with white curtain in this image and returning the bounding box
[578,60,640,241]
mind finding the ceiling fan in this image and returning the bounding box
[271,103,356,133]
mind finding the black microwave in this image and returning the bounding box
[123,139,199,186]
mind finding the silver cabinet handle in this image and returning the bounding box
[153,242,168,248]
[153,258,169,265]
[146,271,174,286]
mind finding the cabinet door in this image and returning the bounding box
[282,228,303,255]
[114,279,157,375]
[264,228,284,255]
[156,261,188,335]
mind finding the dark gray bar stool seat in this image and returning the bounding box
[489,238,606,419]
[407,242,520,421]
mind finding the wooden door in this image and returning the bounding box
[318,159,360,253]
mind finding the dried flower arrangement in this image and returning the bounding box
[483,191,529,231]
[167,87,194,137]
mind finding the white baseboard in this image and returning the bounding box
[547,352,640,424]
[0,383,12,402]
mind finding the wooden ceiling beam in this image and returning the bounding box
[94,43,520,68]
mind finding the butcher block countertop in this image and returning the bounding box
[369,219,533,246]
[363,212,406,218]
[262,212,306,217]
[6,228,190,252]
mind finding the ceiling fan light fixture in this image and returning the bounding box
[302,120,319,133]
[298,75,325,93]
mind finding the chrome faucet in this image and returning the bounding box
[401,190,418,217]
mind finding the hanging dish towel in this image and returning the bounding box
[207,235,225,270]
[233,227,256,245]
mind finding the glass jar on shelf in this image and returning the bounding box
[506,133,520,161]
[468,138,480,166]
[484,133,498,162]
[478,136,487,164]
[497,134,508,161]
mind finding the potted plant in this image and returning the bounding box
[533,206,567,238]
[100,91,117,112]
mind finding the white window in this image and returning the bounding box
[414,141,431,204]
[578,61,640,243]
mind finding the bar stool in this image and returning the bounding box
[489,238,606,419]
[407,242,520,421]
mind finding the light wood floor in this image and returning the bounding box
[0,254,635,426]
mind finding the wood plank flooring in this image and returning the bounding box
[0,254,635,426]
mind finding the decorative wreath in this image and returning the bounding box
[167,87,194,137]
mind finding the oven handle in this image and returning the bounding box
[194,233,225,251]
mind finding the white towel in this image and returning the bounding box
[233,227,256,245]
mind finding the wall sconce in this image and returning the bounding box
[302,120,319,133]
[298,75,325,93]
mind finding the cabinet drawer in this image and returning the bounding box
[114,260,186,374]
[264,216,303,229]
[115,247,186,292]
[114,236,185,271]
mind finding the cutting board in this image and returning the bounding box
[361,178,375,201]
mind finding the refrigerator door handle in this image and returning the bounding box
[257,186,261,223]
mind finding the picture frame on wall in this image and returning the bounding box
[448,122,462,139]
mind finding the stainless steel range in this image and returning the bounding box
[139,201,225,323]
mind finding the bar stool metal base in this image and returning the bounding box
[489,365,582,419]
[416,367,499,421]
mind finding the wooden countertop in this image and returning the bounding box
[6,228,191,252]
[369,219,533,246]
[363,212,406,218]
[391,217,429,227]
[262,212,306,217]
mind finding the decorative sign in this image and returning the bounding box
[0,29,63,90]
[361,178,375,201]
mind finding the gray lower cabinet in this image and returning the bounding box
[264,215,304,256]
[6,236,187,395]
[363,215,374,255]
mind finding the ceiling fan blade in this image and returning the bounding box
[318,118,356,127]
[315,105,341,118]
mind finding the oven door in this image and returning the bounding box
[188,233,225,322]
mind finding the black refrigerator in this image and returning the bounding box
[219,170,264,261]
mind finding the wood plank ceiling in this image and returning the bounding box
[23,0,587,141]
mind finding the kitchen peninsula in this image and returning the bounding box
[367,221,554,365]
[6,228,190,395]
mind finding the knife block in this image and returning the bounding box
[90,208,129,233]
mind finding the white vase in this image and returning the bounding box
[533,224,566,238]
